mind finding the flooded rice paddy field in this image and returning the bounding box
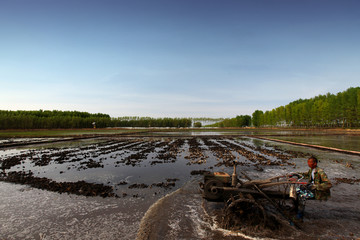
[268,135,360,152]
[1,135,360,240]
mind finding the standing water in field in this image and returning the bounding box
[1,135,359,239]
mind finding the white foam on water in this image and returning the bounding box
[0,182,142,240]
[182,201,207,238]
[168,218,181,233]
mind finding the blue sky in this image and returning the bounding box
[1,0,359,118]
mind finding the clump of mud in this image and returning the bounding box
[335,177,360,184]
[2,171,115,197]
[128,179,179,190]
[128,183,149,189]
[190,170,211,175]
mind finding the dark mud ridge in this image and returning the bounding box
[335,177,360,184]
[128,180,178,190]
[0,171,181,198]
[1,171,116,198]
[190,170,211,175]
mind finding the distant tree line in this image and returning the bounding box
[207,115,251,127]
[111,116,192,128]
[191,117,224,122]
[2,87,358,130]
[0,110,111,129]
[252,87,360,128]
[0,111,192,129]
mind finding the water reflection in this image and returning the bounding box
[140,130,360,152]
[271,135,360,152]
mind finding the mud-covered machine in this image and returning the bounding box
[200,165,307,228]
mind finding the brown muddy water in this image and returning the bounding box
[1,134,359,240]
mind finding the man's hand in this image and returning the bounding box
[287,172,300,178]
[306,183,317,190]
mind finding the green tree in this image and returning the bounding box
[252,110,263,127]
[251,87,359,128]
[193,122,202,128]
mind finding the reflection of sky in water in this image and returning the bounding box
[144,131,360,152]
[271,135,360,152]
[0,138,59,144]
[3,136,359,188]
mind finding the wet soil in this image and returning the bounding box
[2,171,115,197]
[1,135,359,239]
[0,137,187,198]
[0,136,312,200]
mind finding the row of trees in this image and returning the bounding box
[1,87,358,129]
[207,115,251,127]
[111,117,192,128]
[252,87,360,128]
[0,111,192,129]
[0,110,112,129]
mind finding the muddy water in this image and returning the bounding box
[1,136,359,240]
[137,139,360,240]
[269,135,360,152]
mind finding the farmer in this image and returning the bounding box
[300,156,332,200]
[294,156,332,220]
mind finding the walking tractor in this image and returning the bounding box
[199,164,310,229]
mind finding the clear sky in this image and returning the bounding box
[1,0,359,118]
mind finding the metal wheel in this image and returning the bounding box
[203,179,224,201]
[221,194,268,230]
